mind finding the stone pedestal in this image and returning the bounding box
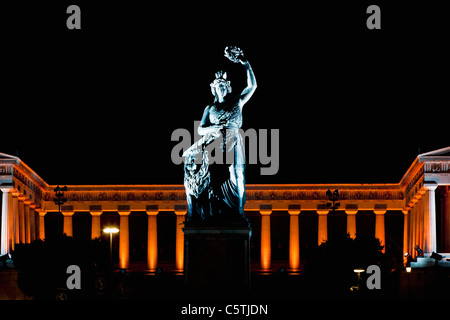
[183,224,251,290]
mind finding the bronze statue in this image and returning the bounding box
[184,46,257,223]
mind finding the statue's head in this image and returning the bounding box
[210,70,231,100]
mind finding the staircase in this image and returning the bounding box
[411,253,450,268]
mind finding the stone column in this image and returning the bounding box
[402,209,409,264]
[317,208,329,245]
[374,206,386,253]
[413,197,421,255]
[424,182,438,253]
[260,206,272,270]
[418,190,426,253]
[62,208,74,237]
[410,204,415,257]
[119,209,131,269]
[23,200,31,243]
[38,210,46,240]
[90,206,103,239]
[29,204,36,242]
[345,206,358,239]
[18,196,25,244]
[146,207,159,271]
[1,188,12,255]
[444,186,450,252]
[174,206,187,272]
[288,206,300,271]
[11,192,19,249]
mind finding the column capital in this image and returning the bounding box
[0,187,13,193]
[316,204,329,215]
[61,205,74,216]
[118,205,131,215]
[146,204,159,215]
[174,204,187,216]
[345,204,358,215]
[89,205,102,216]
[61,211,75,217]
[260,204,272,216]
[424,181,438,191]
[374,204,387,215]
[288,204,301,215]
[12,190,21,197]
[317,208,329,215]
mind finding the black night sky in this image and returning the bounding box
[2,1,449,186]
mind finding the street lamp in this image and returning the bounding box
[103,227,119,268]
[326,189,340,213]
[326,189,340,240]
[53,186,67,235]
[350,268,365,291]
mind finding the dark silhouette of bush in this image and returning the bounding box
[302,233,384,298]
[12,235,109,299]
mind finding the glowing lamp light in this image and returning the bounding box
[103,227,119,234]
[103,227,119,269]
[350,268,365,292]
[406,267,412,273]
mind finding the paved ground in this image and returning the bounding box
[3,259,450,300]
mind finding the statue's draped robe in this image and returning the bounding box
[184,98,246,221]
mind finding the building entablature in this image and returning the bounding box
[1,147,450,215]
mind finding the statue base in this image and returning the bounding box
[183,222,251,292]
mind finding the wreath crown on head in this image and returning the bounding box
[210,70,232,96]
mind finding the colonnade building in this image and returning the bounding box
[1,147,450,271]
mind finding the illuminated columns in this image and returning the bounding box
[402,209,409,263]
[90,207,103,239]
[418,190,426,252]
[1,188,12,255]
[12,192,19,248]
[444,186,450,251]
[62,209,74,237]
[146,206,159,271]
[288,206,300,271]
[411,195,420,257]
[345,206,358,239]
[317,208,329,245]
[174,206,187,272]
[29,204,36,242]
[18,196,25,243]
[119,209,131,269]
[374,206,386,253]
[424,182,438,253]
[24,200,31,243]
[38,210,46,240]
[260,206,272,270]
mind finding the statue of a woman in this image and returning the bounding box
[183,46,257,223]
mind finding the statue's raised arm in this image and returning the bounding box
[224,46,257,106]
